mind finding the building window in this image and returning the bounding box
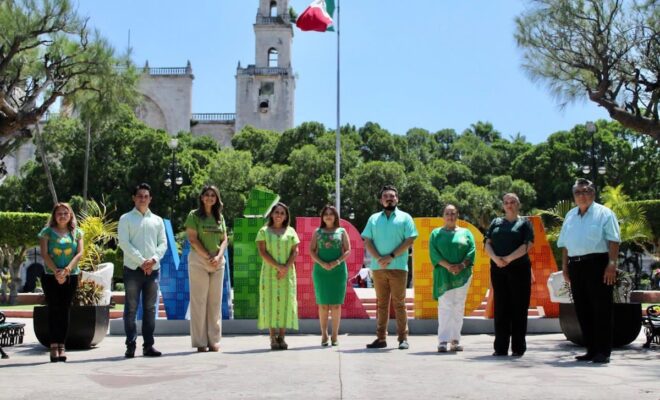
[268,48,279,68]
[270,1,277,17]
[259,82,275,96]
[259,100,269,113]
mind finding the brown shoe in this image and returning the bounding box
[278,336,288,350]
[270,336,280,350]
[197,347,208,352]
[208,344,220,352]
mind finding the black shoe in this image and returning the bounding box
[366,339,387,349]
[492,351,508,356]
[125,344,136,358]
[591,354,610,364]
[575,353,595,361]
[143,347,162,357]
[511,352,524,357]
[398,340,409,350]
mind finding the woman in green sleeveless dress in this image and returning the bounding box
[256,202,300,350]
[310,205,351,346]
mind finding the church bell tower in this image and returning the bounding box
[235,0,295,133]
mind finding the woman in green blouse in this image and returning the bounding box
[39,202,84,362]
[310,205,351,346]
[185,185,228,352]
[256,202,300,350]
[429,204,475,353]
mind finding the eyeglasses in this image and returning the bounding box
[573,189,594,196]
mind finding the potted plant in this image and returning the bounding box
[33,201,117,349]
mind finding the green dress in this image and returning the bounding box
[256,226,300,330]
[429,227,476,299]
[312,227,348,305]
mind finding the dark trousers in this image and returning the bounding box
[42,274,79,344]
[123,267,159,348]
[567,253,613,357]
[490,257,531,354]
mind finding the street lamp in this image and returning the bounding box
[164,138,184,220]
[582,122,606,195]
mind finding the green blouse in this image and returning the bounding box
[429,227,475,299]
[38,227,83,275]
[184,210,227,254]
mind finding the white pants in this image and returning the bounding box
[437,277,472,344]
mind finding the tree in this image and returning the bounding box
[515,0,660,140]
[0,0,125,165]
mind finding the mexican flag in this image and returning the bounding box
[296,0,336,32]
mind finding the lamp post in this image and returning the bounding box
[582,121,606,196]
[164,138,184,220]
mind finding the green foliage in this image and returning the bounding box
[77,201,118,271]
[629,200,660,241]
[0,212,50,248]
[73,279,104,306]
[515,0,659,138]
[101,247,124,283]
[0,0,133,158]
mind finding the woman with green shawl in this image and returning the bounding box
[429,204,476,352]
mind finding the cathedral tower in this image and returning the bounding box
[235,0,295,133]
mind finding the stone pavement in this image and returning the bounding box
[0,318,658,400]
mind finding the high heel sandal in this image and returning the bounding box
[50,344,59,363]
[57,344,67,362]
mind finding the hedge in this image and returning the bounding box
[0,212,50,247]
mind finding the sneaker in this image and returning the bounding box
[398,340,409,350]
[437,342,448,353]
[450,341,463,352]
[143,347,162,357]
[125,343,136,358]
[366,339,387,349]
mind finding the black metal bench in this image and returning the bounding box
[0,311,25,359]
[642,305,660,349]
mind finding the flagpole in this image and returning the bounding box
[334,0,341,216]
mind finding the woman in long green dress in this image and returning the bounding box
[310,205,351,346]
[256,202,300,350]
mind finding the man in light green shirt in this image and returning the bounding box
[118,183,167,359]
[362,185,418,350]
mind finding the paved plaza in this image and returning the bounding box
[0,318,659,400]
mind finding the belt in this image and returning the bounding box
[568,253,607,263]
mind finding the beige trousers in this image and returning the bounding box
[188,249,225,347]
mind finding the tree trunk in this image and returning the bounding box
[34,124,58,205]
[83,121,91,210]
[7,246,26,305]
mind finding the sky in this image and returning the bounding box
[75,0,608,144]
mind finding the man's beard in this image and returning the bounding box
[383,204,396,211]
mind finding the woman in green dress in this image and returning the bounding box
[310,205,351,346]
[429,204,476,353]
[256,202,300,350]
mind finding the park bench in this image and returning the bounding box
[0,311,25,359]
[642,305,660,349]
